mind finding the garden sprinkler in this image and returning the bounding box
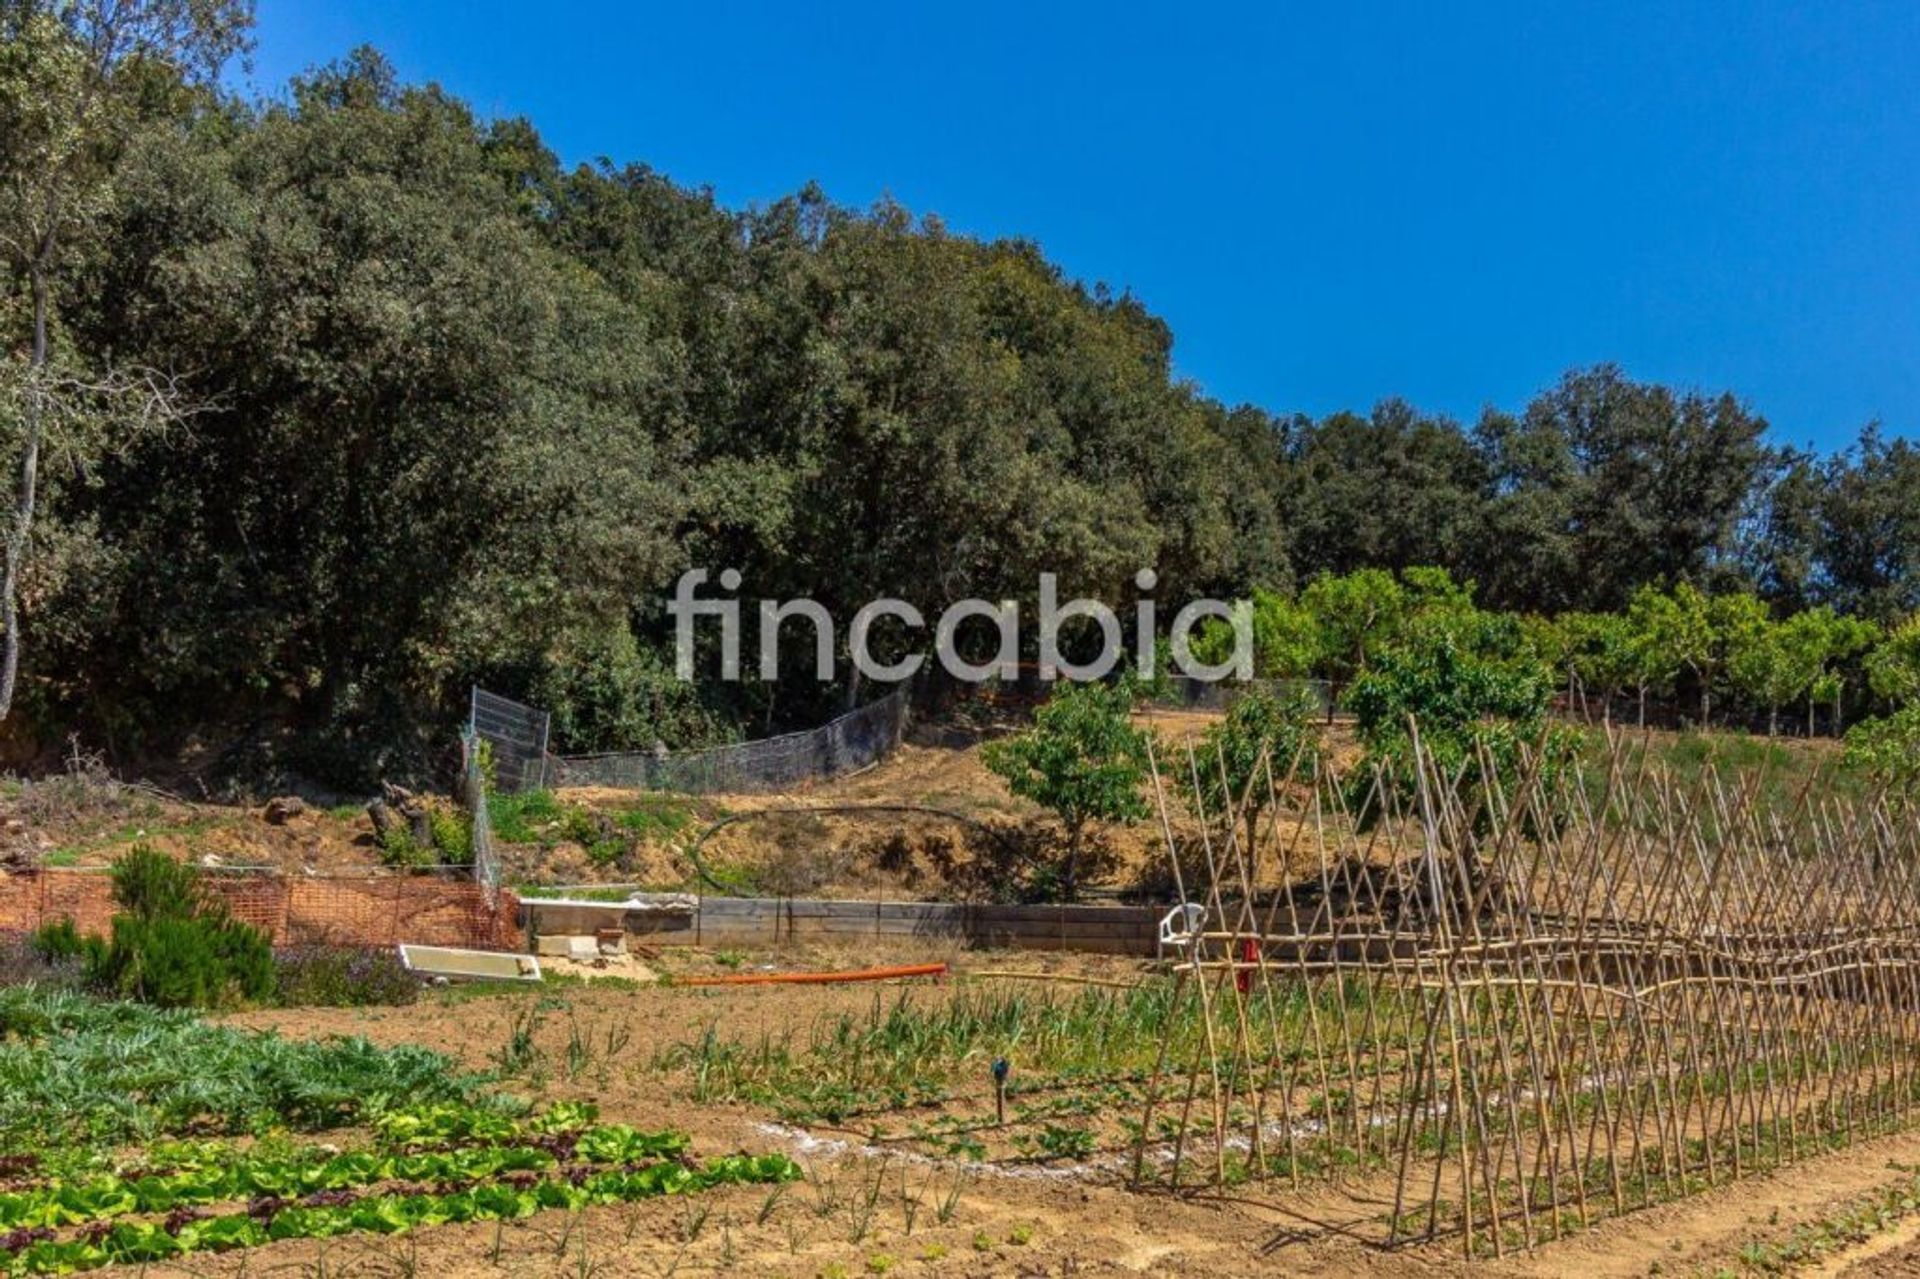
[992,1058,1010,1126]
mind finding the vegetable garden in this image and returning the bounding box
[651,726,1920,1261]
[0,988,798,1274]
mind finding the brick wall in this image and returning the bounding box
[0,869,521,951]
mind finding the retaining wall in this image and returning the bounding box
[525,895,1165,957]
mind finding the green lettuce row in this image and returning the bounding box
[367,1099,604,1149]
[0,1100,601,1188]
[0,1126,690,1231]
[0,1155,803,1275]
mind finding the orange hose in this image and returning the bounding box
[675,962,949,987]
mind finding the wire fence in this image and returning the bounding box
[1148,676,1337,717]
[468,687,911,796]
[461,726,501,897]
[468,687,551,792]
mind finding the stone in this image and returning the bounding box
[264,796,307,825]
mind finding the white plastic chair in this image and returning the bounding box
[1157,902,1206,960]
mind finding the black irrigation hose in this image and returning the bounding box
[682,804,1023,897]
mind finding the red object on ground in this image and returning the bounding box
[1236,938,1259,993]
[676,962,949,987]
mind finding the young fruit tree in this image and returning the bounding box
[1195,685,1322,859]
[982,679,1152,901]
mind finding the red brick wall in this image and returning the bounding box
[0,870,521,951]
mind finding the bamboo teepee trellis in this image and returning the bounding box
[1133,725,1920,1256]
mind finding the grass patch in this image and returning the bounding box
[488,789,565,845]
[613,794,699,840]
[1579,727,1863,820]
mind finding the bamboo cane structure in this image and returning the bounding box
[1131,725,1920,1256]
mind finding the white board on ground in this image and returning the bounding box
[399,944,542,982]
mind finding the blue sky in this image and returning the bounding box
[240,1,1920,453]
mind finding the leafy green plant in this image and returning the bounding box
[79,846,275,1009]
[0,987,487,1147]
[982,680,1153,900]
[488,790,564,844]
[1342,617,1578,834]
[1193,684,1322,852]
[429,807,474,865]
[1035,1123,1095,1159]
[1843,706,1920,802]
[377,826,433,869]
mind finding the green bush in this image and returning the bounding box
[1195,685,1323,853]
[30,917,95,965]
[376,825,432,868]
[429,807,474,865]
[1342,621,1578,834]
[488,789,563,844]
[92,912,276,1009]
[80,846,276,1009]
[111,845,204,921]
[1843,706,1920,801]
[490,790,638,866]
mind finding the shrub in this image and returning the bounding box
[30,917,93,964]
[429,806,474,865]
[273,947,420,1007]
[488,789,563,844]
[376,825,432,868]
[1843,706,1920,801]
[82,846,277,1009]
[93,911,276,1009]
[113,844,208,920]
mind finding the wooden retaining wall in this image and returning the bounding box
[523,896,1166,957]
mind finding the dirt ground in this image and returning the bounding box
[0,708,1236,892]
[3,706,1381,910]
[48,941,1902,1277]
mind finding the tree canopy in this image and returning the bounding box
[2,34,1918,783]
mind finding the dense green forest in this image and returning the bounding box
[4,5,1918,784]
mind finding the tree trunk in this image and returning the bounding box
[0,264,49,722]
[1063,823,1081,902]
[1768,705,1778,738]
[1638,684,1648,729]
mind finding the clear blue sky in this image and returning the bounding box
[239,1,1920,454]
